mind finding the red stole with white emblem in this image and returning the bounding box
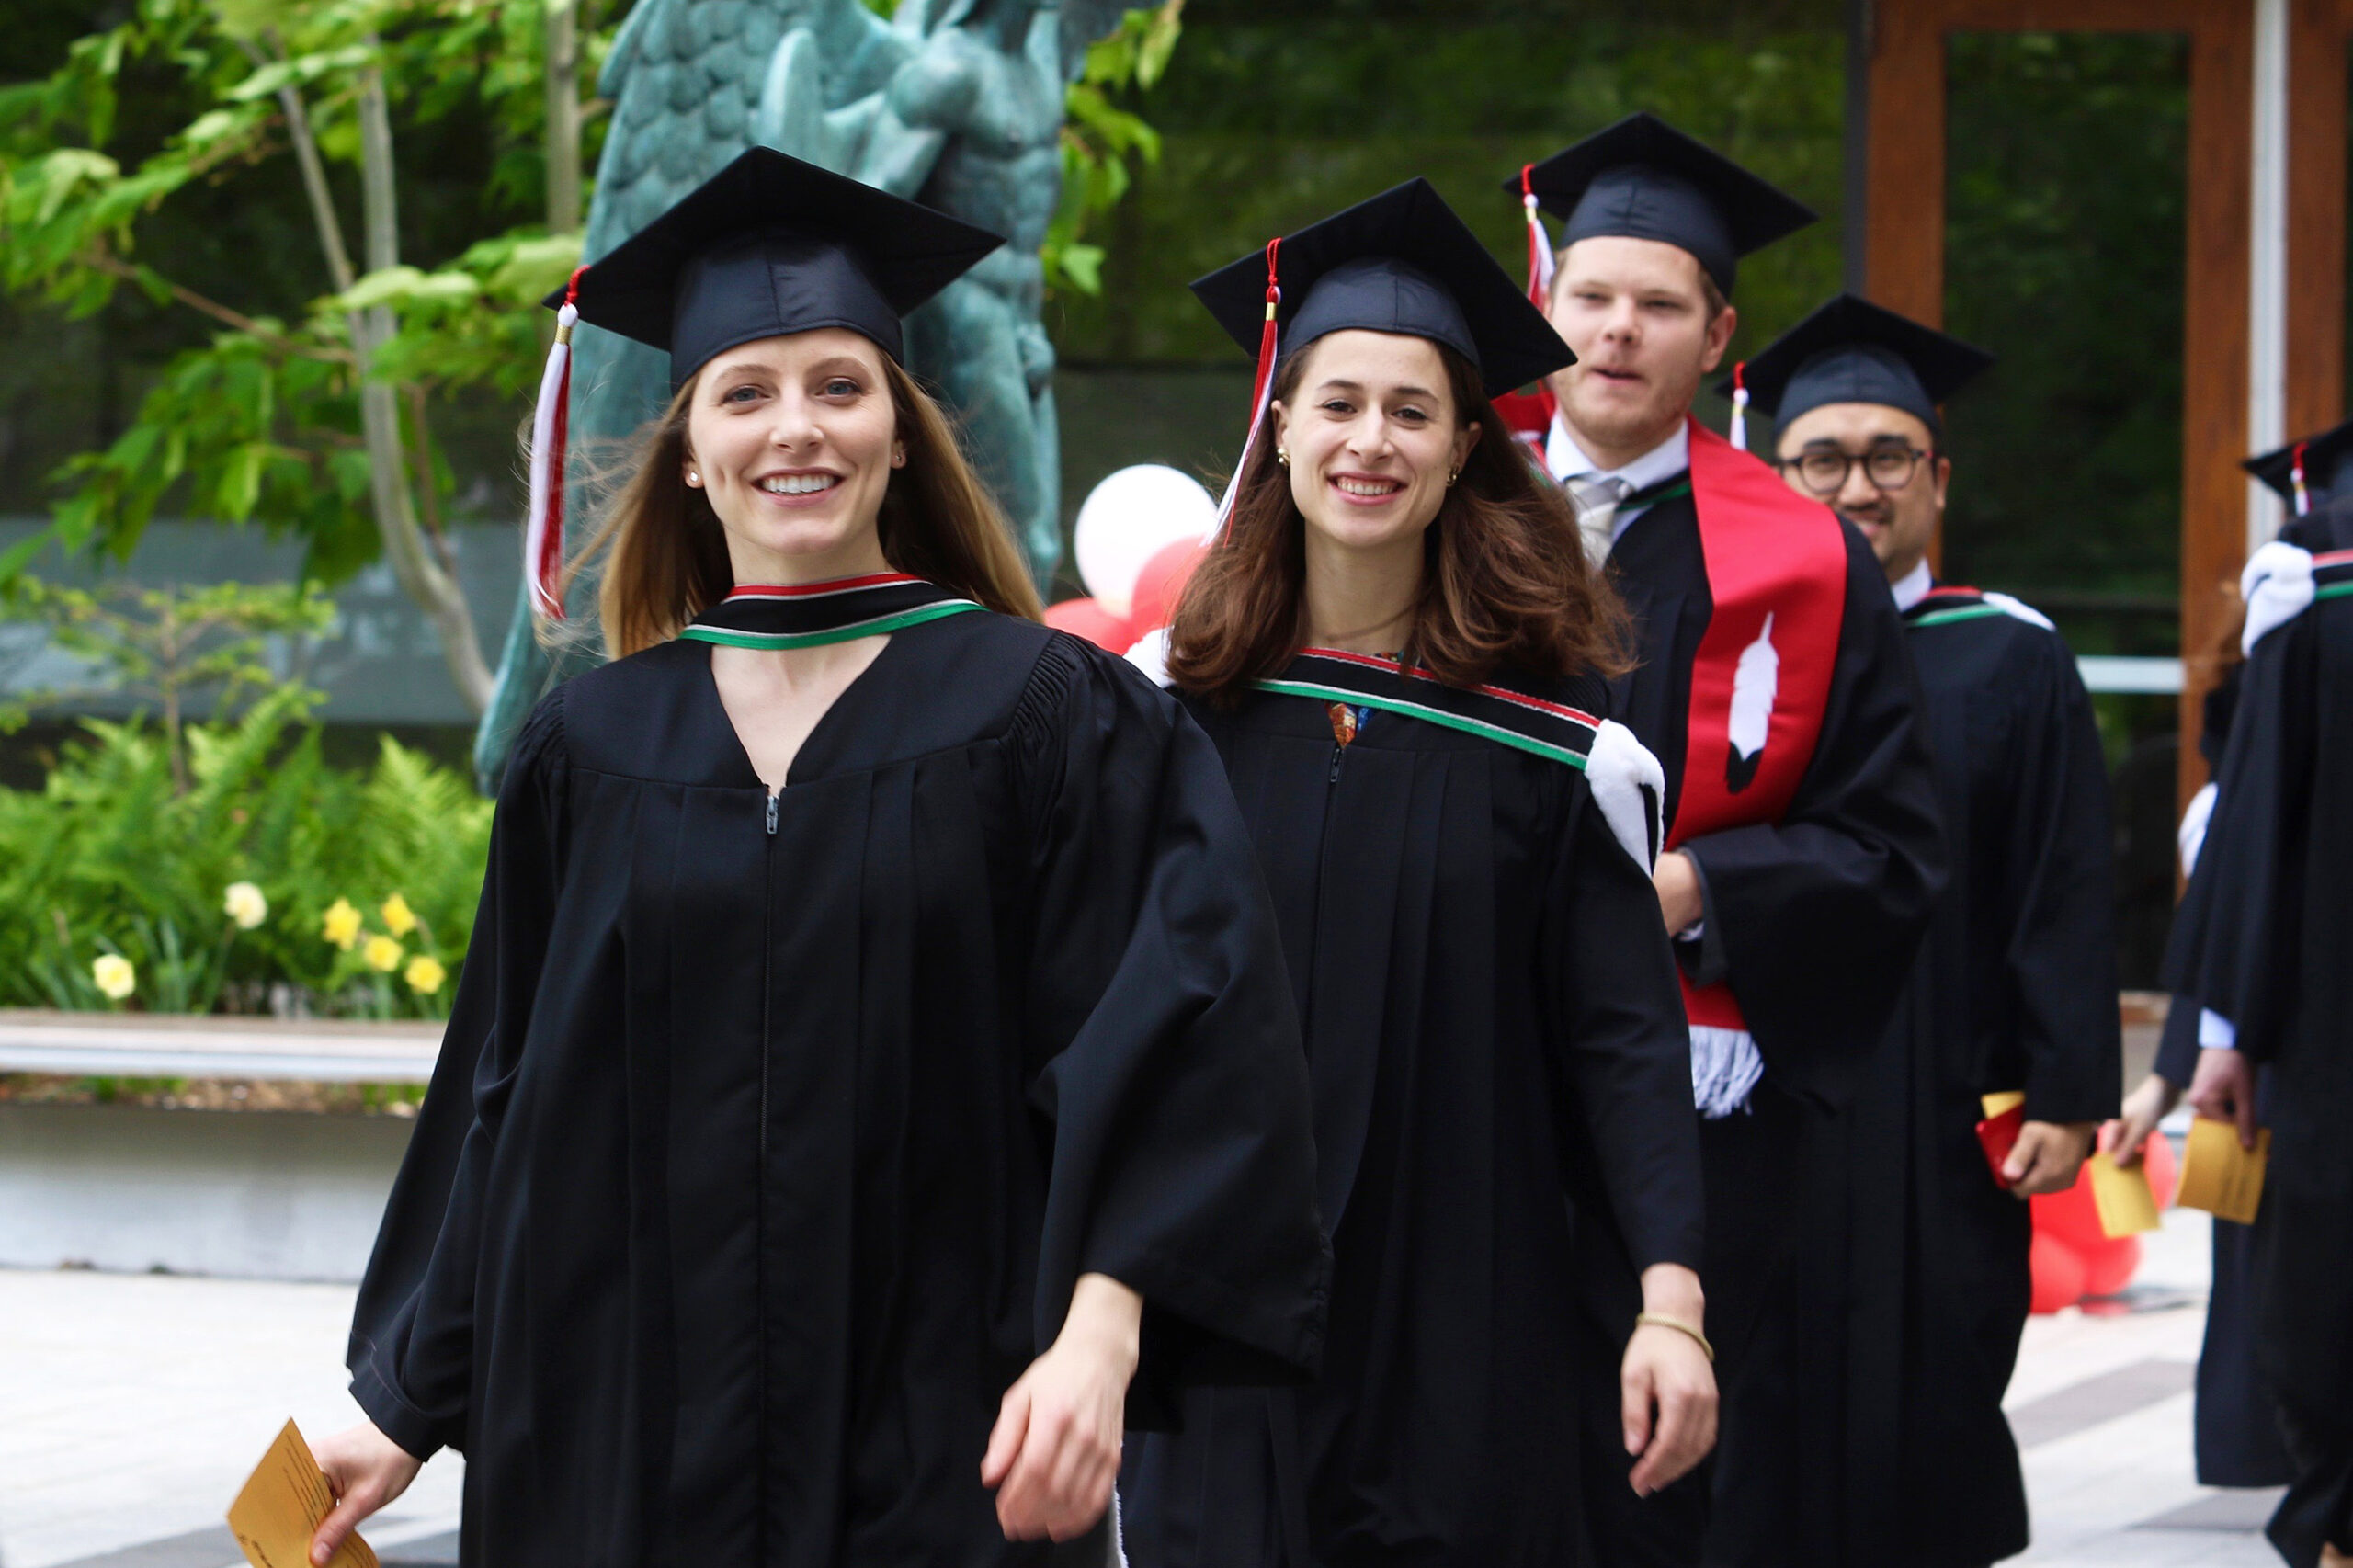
[1669,418,1847,1032]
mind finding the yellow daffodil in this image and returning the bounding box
[363,935,404,973]
[322,898,362,950]
[380,892,418,938]
[92,954,135,1000]
[222,881,267,930]
[404,954,448,996]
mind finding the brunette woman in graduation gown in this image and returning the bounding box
[302,150,1328,1568]
[1118,181,1712,1568]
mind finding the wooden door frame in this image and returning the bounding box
[1859,0,2268,810]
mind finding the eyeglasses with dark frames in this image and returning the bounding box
[1773,440,1935,496]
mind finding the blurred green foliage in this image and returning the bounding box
[1046,1,1186,297]
[1049,1,1847,372]
[0,575,335,790]
[1941,31,2188,626]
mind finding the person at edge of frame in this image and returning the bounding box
[1496,112,1947,1566]
[1116,176,1715,1568]
[2144,417,2353,1568]
[2107,519,2304,1501]
[301,147,1330,1568]
[1735,292,2120,1568]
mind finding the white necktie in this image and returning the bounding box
[1566,473,1631,566]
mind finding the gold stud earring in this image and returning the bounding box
[1276,449,1290,468]
[1447,467,1460,486]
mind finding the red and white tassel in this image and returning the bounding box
[1728,361,1751,452]
[1520,165,1555,308]
[2291,440,2312,516]
[1212,236,1282,537]
[524,265,588,619]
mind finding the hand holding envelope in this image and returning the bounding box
[227,1422,378,1568]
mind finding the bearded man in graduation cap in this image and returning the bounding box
[1499,115,1946,1564]
[1733,294,2120,1568]
[2161,419,2353,1568]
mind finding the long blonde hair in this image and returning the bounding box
[568,356,1043,658]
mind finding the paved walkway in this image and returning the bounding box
[1,1206,2285,1568]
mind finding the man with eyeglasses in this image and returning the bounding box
[1730,292,2120,1568]
[1502,119,1946,1566]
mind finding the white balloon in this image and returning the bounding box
[1074,464,1216,616]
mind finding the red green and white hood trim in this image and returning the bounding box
[2243,542,2353,653]
[677,574,985,652]
[1253,648,1665,870]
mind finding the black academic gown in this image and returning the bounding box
[1801,590,2120,1568]
[1583,490,1946,1564]
[2154,665,2293,1490]
[2169,506,2353,1568]
[1119,671,1704,1568]
[346,613,1330,1568]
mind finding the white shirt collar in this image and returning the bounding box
[1544,415,1690,492]
[1890,558,1933,612]
[1544,417,1689,541]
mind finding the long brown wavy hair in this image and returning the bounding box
[567,355,1042,659]
[1167,336,1629,699]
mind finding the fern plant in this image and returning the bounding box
[0,688,490,1017]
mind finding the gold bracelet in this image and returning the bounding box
[1633,1312,1715,1364]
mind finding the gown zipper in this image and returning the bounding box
[756,784,777,1560]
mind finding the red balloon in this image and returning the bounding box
[2029,1229,2088,1314]
[2030,1163,2109,1256]
[1042,596,1134,653]
[1129,538,1209,633]
[2080,1233,2143,1298]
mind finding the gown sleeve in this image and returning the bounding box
[1676,523,1949,1107]
[1545,779,1706,1273]
[2154,665,2248,1086]
[1011,634,1328,1429]
[346,690,570,1459]
[2176,589,2320,1063]
[1999,634,2123,1123]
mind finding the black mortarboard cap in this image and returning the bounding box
[1718,293,1995,438]
[545,146,1003,382]
[2245,416,2353,510]
[1189,178,1574,399]
[1509,112,1816,295]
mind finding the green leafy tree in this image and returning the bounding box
[0,0,614,713]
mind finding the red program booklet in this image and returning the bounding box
[1976,1091,2027,1188]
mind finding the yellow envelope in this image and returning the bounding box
[226,1419,378,1568]
[2174,1116,2269,1228]
[2086,1150,2162,1237]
